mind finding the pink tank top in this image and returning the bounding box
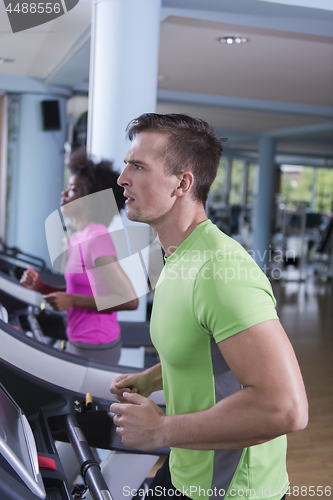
[64,222,120,344]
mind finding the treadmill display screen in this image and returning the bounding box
[0,384,46,499]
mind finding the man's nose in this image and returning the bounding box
[118,167,130,187]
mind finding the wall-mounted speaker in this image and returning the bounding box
[41,100,61,131]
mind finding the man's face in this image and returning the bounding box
[118,132,180,226]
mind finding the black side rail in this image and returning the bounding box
[65,413,114,500]
[0,240,49,273]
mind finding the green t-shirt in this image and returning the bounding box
[150,220,289,500]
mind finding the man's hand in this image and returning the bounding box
[110,372,153,402]
[110,392,166,451]
[20,265,42,292]
[43,292,74,311]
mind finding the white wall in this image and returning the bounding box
[14,93,67,267]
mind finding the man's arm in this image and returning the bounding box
[110,319,308,451]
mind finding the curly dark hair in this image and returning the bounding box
[67,147,125,226]
[126,113,226,205]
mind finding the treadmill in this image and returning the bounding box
[0,318,164,406]
[0,267,162,403]
[0,269,155,350]
[0,269,67,342]
[0,355,168,500]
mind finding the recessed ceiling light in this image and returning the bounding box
[0,58,14,64]
[218,37,248,45]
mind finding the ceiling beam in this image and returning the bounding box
[256,0,333,11]
[267,121,333,138]
[223,147,333,167]
[157,89,333,119]
[0,74,72,96]
[161,0,333,37]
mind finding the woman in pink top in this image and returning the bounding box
[20,149,138,364]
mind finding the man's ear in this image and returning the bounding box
[173,171,194,197]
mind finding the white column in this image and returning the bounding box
[88,0,162,166]
[252,137,276,272]
[87,0,162,321]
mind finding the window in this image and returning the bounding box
[279,165,333,214]
[246,164,259,206]
[280,165,313,210]
[315,169,333,212]
[229,160,243,205]
[209,158,227,204]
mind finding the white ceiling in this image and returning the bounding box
[0,0,332,163]
[159,16,333,106]
[0,1,91,79]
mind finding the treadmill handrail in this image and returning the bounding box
[65,413,113,500]
[0,272,52,310]
[0,318,142,374]
[0,240,49,272]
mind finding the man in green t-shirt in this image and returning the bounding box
[110,114,308,500]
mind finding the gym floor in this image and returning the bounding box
[273,268,333,500]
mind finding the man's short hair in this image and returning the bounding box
[126,113,227,205]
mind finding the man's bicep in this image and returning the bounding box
[217,319,303,393]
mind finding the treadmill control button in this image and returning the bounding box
[38,456,57,470]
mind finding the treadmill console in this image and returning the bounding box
[0,383,46,499]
